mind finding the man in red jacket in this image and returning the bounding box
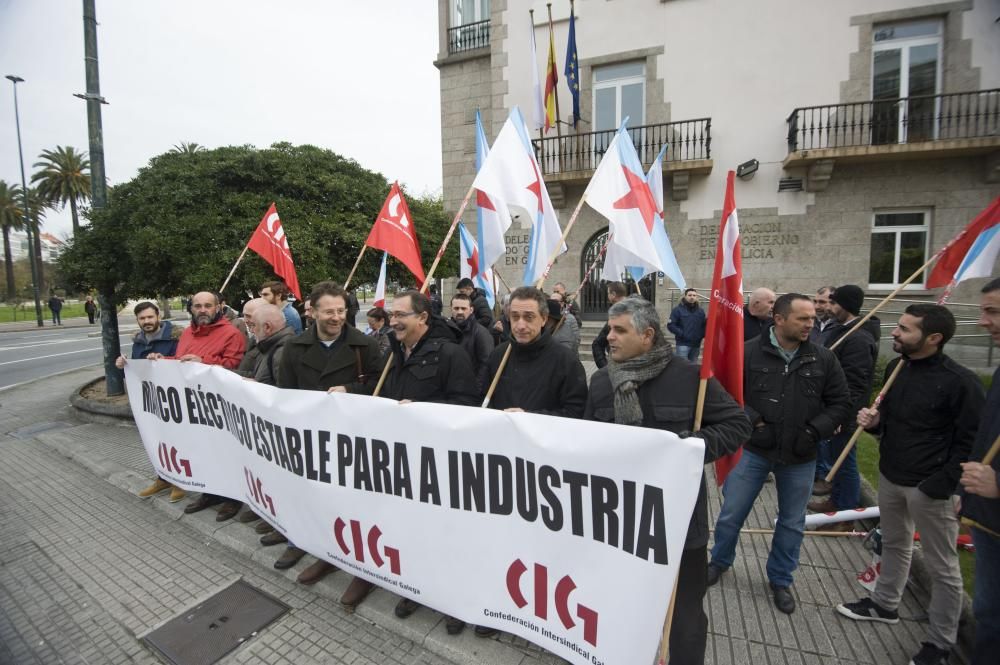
[148,291,246,518]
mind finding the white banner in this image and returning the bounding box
[125,360,704,665]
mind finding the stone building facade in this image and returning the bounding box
[435,0,1000,318]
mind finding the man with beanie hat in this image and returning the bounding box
[808,285,879,522]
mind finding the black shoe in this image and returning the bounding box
[770,584,795,614]
[706,562,725,587]
[254,520,275,534]
[835,597,899,624]
[445,616,465,635]
[183,494,221,514]
[474,625,499,638]
[215,501,240,522]
[909,642,950,665]
[236,508,261,523]
[274,546,306,570]
[395,598,420,619]
[260,531,288,546]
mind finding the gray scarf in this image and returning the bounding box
[606,342,673,426]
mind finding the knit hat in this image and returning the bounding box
[831,285,864,316]
[547,299,563,320]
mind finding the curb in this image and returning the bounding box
[70,377,133,419]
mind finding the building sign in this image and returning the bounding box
[699,221,799,261]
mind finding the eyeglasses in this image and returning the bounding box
[389,311,416,319]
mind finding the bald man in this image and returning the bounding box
[744,287,776,341]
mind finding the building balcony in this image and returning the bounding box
[531,118,712,200]
[447,19,490,55]
[784,89,1000,170]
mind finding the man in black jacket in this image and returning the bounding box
[960,277,1000,665]
[382,290,478,635]
[708,293,850,614]
[451,292,493,387]
[483,286,586,417]
[584,297,750,665]
[667,288,707,361]
[591,281,627,368]
[456,278,493,330]
[808,285,878,520]
[742,287,775,341]
[837,304,985,665]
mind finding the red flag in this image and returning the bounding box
[366,182,426,285]
[247,203,302,300]
[925,195,1000,288]
[700,171,744,485]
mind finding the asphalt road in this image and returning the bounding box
[0,323,134,391]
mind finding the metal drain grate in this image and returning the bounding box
[142,580,288,665]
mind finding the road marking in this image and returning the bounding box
[0,334,131,351]
[0,343,133,366]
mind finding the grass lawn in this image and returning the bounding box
[856,433,975,595]
[0,301,89,323]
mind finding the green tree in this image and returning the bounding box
[0,180,25,301]
[58,143,454,306]
[24,188,50,292]
[31,146,91,235]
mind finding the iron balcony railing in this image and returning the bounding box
[532,118,711,176]
[447,19,490,54]
[786,89,1000,152]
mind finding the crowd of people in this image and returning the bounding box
[115,275,1000,665]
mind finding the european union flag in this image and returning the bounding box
[564,5,580,128]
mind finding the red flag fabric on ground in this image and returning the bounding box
[700,171,744,485]
[247,203,302,300]
[366,182,426,286]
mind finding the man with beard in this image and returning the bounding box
[708,293,850,614]
[668,288,707,361]
[837,304,984,665]
[809,286,836,344]
[260,280,303,334]
[382,289,478,635]
[483,287,586,418]
[450,292,493,387]
[584,297,750,665]
[275,281,384,600]
[116,301,185,502]
[146,291,246,518]
[456,277,494,329]
[592,281,628,368]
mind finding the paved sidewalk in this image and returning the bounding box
[0,367,958,664]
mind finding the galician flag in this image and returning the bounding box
[700,171,744,485]
[645,145,686,290]
[472,109,507,308]
[472,106,565,286]
[459,223,495,306]
[373,251,388,308]
[926,195,1000,289]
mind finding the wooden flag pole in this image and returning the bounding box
[219,241,251,294]
[343,244,368,290]
[824,358,906,482]
[532,194,588,289]
[692,378,710,432]
[372,185,475,399]
[481,345,513,408]
[656,573,682,665]
[981,433,1000,465]
[738,527,867,538]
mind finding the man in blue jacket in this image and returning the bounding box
[668,288,707,361]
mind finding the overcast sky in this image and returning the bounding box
[0,0,443,239]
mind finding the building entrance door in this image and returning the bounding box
[578,228,656,319]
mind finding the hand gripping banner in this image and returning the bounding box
[125,360,704,665]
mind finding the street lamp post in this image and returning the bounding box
[5,74,44,327]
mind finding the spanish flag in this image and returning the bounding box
[543,15,558,133]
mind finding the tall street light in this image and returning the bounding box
[5,74,44,327]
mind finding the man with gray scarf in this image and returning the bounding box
[584,298,750,665]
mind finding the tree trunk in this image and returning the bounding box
[158,296,172,320]
[2,226,15,301]
[32,223,44,292]
[99,289,124,396]
[70,197,79,235]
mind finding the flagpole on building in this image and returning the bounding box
[546,3,563,138]
[219,241,251,294]
[372,184,477,397]
[343,244,368,290]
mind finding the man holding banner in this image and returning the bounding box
[584,297,751,665]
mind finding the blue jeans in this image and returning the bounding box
[972,527,1000,665]
[675,344,700,362]
[815,439,830,479]
[828,429,860,509]
[710,449,815,587]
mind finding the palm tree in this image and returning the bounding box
[31,146,90,236]
[0,180,25,301]
[24,188,49,290]
[171,142,205,155]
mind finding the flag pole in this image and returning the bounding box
[372,184,476,397]
[219,241,251,294]
[824,358,906,482]
[546,3,562,138]
[656,573,681,665]
[343,244,368,290]
[570,231,613,303]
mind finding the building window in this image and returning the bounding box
[871,19,942,144]
[448,0,490,53]
[452,0,488,26]
[869,210,930,288]
[592,61,645,155]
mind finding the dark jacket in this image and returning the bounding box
[592,323,611,368]
[368,325,392,357]
[84,300,97,314]
[743,330,851,465]
[484,329,587,418]
[469,288,494,330]
[236,326,295,385]
[278,324,383,394]
[871,353,985,498]
[961,366,1000,537]
[346,291,361,327]
[131,321,182,359]
[667,302,707,346]
[823,317,878,431]
[381,316,479,405]
[743,306,772,341]
[585,355,751,548]
[454,315,494,388]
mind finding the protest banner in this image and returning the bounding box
[125,360,704,665]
